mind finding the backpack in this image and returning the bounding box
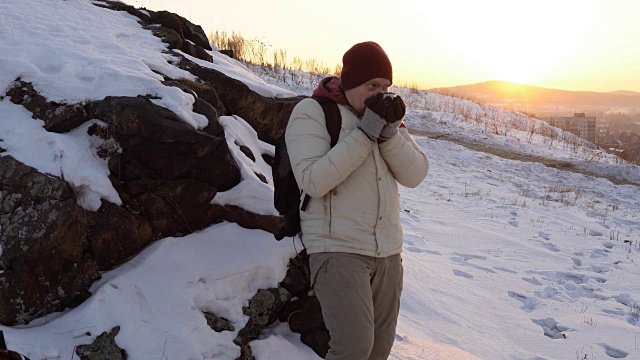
[273,97,342,240]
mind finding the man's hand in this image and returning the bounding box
[358,93,389,140]
[378,95,406,141]
[385,95,406,123]
[379,119,403,142]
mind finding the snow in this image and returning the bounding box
[3,224,298,360]
[211,115,278,216]
[178,50,297,98]
[2,1,640,360]
[0,99,121,211]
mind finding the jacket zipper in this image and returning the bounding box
[328,191,333,234]
[373,148,381,255]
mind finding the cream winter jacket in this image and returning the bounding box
[285,98,429,257]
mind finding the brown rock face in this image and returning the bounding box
[174,57,305,145]
[0,156,99,325]
[75,327,126,360]
[6,80,89,133]
[86,95,239,191]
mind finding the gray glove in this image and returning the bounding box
[358,108,387,140]
[358,93,388,141]
[379,119,403,142]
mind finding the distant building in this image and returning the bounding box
[539,113,596,143]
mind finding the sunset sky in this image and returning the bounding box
[125,0,640,93]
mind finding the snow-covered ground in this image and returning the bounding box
[1,1,640,359]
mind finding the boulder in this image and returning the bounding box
[174,56,305,145]
[234,288,292,345]
[203,312,235,332]
[85,95,239,191]
[148,11,212,51]
[0,156,99,325]
[6,79,89,133]
[93,1,213,63]
[236,344,255,360]
[87,203,153,270]
[278,250,311,298]
[238,253,330,357]
[75,327,126,360]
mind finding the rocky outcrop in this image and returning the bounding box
[0,0,302,322]
[0,156,99,325]
[287,297,330,357]
[93,0,304,145]
[1,2,328,358]
[84,95,238,200]
[175,57,305,144]
[235,252,330,358]
[75,327,126,360]
[278,252,330,358]
[235,287,293,346]
[5,80,88,133]
[0,82,240,324]
[204,312,235,333]
[0,75,290,323]
[92,0,212,62]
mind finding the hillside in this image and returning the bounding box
[429,80,640,113]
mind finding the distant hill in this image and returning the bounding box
[428,81,640,110]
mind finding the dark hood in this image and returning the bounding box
[311,76,350,107]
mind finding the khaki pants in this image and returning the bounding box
[310,252,403,360]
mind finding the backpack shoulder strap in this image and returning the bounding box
[312,97,342,147]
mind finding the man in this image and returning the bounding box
[286,41,429,359]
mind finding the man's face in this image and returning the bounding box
[344,78,391,116]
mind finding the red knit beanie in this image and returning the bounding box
[340,41,393,90]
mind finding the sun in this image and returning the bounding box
[485,53,547,84]
[416,0,593,85]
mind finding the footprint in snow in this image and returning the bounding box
[602,308,627,317]
[405,246,440,255]
[404,234,429,248]
[402,210,421,222]
[571,257,583,266]
[508,291,537,312]
[541,242,560,252]
[537,231,551,240]
[522,277,543,285]
[613,295,640,326]
[590,264,611,274]
[493,267,517,274]
[452,269,473,279]
[613,294,633,307]
[530,271,608,300]
[599,343,629,358]
[531,318,570,339]
[508,218,519,227]
[589,230,604,237]
[450,253,495,273]
[451,253,487,262]
[556,271,607,285]
[591,248,609,258]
